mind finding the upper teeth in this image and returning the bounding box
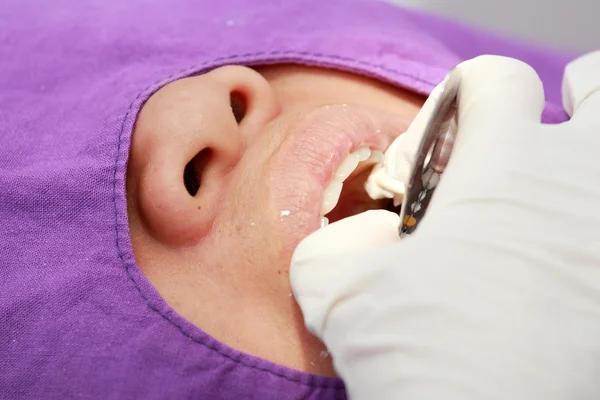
[320,146,383,216]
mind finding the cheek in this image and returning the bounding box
[267,173,321,254]
[222,156,272,226]
[206,114,323,269]
[208,155,314,271]
[208,160,281,262]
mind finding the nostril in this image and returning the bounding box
[183,148,213,196]
[230,90,248,124]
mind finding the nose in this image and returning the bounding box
[210,65,281,145]
[128,65,279,246]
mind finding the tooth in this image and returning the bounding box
[334,147,372,181]
[334,154,360,181]
[355,146,371,161]
[367,150,384,163]
[321,180,343,215]
[320,216,329,228]
[322,147,379,217]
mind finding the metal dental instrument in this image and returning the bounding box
[398,69,462,237]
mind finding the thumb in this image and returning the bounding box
[455,55,545,133]
[562,50,600,123]
[292,210,400,260]
[290,210,399,336]
[407,56,545,225]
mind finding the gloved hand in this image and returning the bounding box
[290,52,600,400]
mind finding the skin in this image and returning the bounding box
[127,64,424,376]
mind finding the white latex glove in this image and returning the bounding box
[290,52,600,400]
[365,67,454,205]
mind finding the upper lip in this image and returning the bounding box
[271,104,409,231]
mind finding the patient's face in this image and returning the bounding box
[126,64,423,376]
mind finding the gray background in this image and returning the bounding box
[388,0,599,52]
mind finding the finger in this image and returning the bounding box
[292,210,400,261]
[456,55,546,127]
[290,210,399,336]
[411,57,544,222]
[393,76,449,160]
[365,78,449,201]
[562,50,600,123]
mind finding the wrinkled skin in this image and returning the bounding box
[127,65,424,376]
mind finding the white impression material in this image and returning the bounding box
[364,133,427,207]
[320,147,384,219]
[364,131,435,206]
[364,73,450,206]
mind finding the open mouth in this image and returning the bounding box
[320,145,399,225]
[270,103,410,235]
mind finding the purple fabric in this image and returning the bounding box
[0,0,578,398]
